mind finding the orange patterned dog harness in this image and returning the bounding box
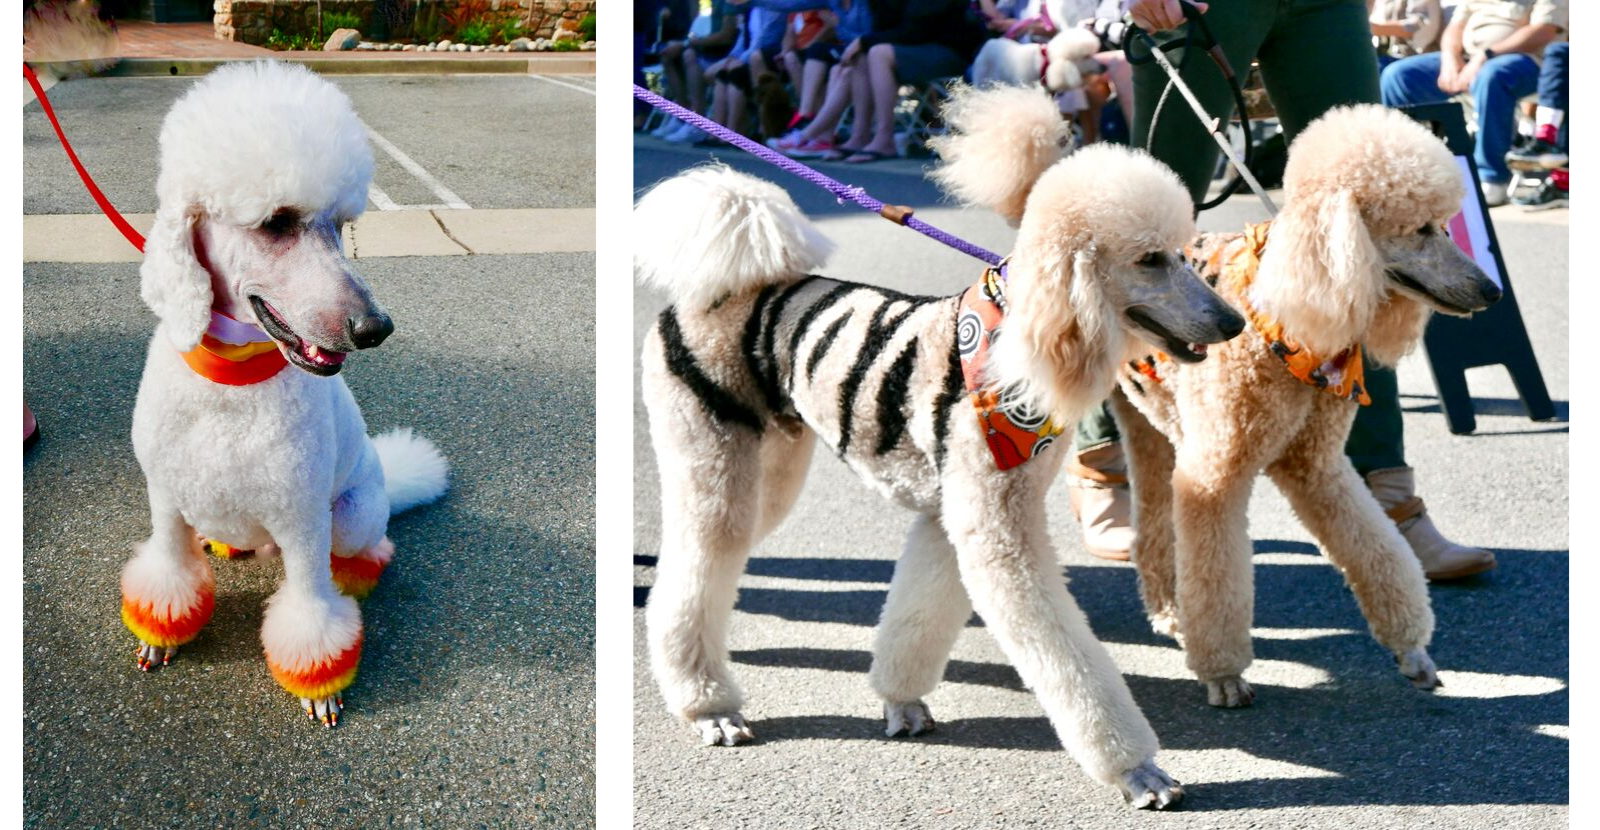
[957,264,1066,470]
[1189,222,1371,406]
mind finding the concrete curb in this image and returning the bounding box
[33,54,595,78]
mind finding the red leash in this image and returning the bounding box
[24,63,146,252]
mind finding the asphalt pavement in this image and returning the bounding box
[631,137,1568,829]
[24,74,596,828]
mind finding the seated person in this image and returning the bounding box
[1509,40,1568,209]
[656,0,740,143]
[1369,0,1443,69]
[1379,0,1567,206]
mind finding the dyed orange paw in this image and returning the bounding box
[267,635,362,703]
[203,539,252,559]
[122,583,214,670]
[330,538,394,600]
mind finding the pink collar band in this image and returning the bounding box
[206,310,274,345]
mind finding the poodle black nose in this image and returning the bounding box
[1481,280,1503,305]
[1218,310,1247,340]
[349,312,394,349]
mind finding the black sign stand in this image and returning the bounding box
[1400,102,1555,434]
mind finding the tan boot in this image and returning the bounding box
[1364,466,1496,581]
[1068,443,1134,561]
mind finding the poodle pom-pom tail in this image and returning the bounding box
[373,428,449,514]
[930,84,1070,226]
[634,164,833,310]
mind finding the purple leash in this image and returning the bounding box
[634,84,1004,267]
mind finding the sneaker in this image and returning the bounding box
[664,122,708,144]
[1513,175,1569,211]
[766,129,805,151]
[781,137,836,158]
[1480,180,1509,208]
[649,116,683,139]
[1506,138,1568,172]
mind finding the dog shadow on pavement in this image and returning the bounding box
[634,543,1567,810]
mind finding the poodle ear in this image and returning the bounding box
[140,207,213,351]
[1043,29,1100,92]
[1252,188,1383,356]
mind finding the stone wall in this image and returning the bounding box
[214,0,595,46]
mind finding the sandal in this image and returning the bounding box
[844,149,893,164]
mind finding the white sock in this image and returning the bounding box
[1536,105,1565,130]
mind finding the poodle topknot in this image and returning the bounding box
[156,61,374,228]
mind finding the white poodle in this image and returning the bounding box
[635,84,1245,809]
[122,61,448,727]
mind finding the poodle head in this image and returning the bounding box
[141,60,387,374]
[1254,105,1500,363]
[989,143,1245,421]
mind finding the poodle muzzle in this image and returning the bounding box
[1121,262,1246,362]
[1380,234,1501,316]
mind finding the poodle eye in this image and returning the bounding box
[1137,252,1167,267]
[1417,224,1435,237]
[261,208,300,236]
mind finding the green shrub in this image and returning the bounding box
[266,28,318,51]
[321,11,362,39]
[578,12,595,42]
[552,38,580,52]
[455,17,493,45]
[496,17,525,44]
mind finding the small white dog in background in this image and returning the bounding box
[122,61,448,727]
[970,1,1105,108]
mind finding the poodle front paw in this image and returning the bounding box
[695,713,754,746]
[1397,647,1442,690]
[300,693,345,728]
[1204,675,1255,708]
[134,641,178,671]
[262,590,363,726]
[1116,759,1185,810]
[1149,608,1183,642]
[884,700,935,737]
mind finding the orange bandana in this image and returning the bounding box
[1191,222,1371,406]
[181,334,288,385]
[957,264,1066,470]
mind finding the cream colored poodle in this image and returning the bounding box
[635,84,1244,809]
[1108,105,1502,707]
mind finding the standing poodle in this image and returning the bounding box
[123,61,448,726]
[1107,106,1501,707]
[636,85,1244,809]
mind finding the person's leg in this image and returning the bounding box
[1129,0,1277,201]
[1541,42,1568,149]
[1469,53,1541,186]
[661,40,687,102]
[1254,0,1381,139]
[799,63,852,141]
[1377,52,1447,108]
[800,56,829,116]
[861,43,901,155]
[686,48,708,112]
[837,59,875,150]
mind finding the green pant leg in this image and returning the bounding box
[1072,401,1120,454]
[1255,0,1382,138]
[1345,363,1405,475]
[1130,0,1277,201]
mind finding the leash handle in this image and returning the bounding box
[633,85,1003,266]
[24,63,147,252]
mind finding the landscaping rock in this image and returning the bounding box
[453,43,468,52]
[552,28,580,43]
[469,44,484,52]
[323,28,360,51]
[436,39,452,50]
[402,44,415,51]
[510,37,533,52]
[355,41,375,51]
[581,41,596,51]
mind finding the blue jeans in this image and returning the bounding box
[1380,51,1539,184]
[1538,42,1568,149]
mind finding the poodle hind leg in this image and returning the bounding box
[330,444,393,600]
[868,512,973,737]
[122,491,215,670]
[644,407,767,746]
[1268,434,1437,690]
[261,518,364,727]
[1110,391,1181,640]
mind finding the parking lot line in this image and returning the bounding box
[362,120,471,210]
[529,74,595,96]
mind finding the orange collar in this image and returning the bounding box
[1201,222,1371,406]
[181,333,288,385]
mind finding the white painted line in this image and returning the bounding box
[530,74,596,96]
[367,182,400,212]
[362,120,470,210]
